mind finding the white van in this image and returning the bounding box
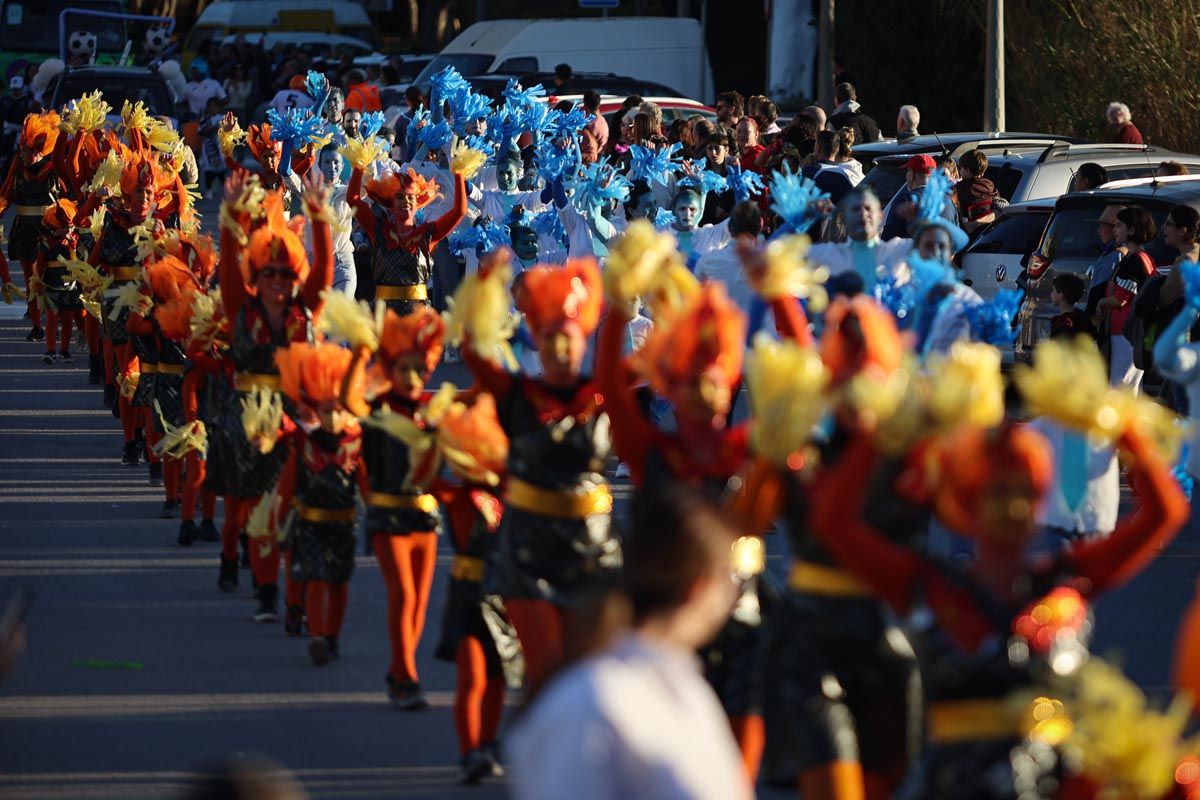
[183,0,374,65]
[413,18,713,102]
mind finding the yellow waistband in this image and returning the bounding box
[366,491,438,514]
[505,477,613,519]
[788,560,873,597]
[157,363,185,376]
[927,699,1020,744]
[16,204,51,217]
[109,266,141,282]
[376,284,428,301]
[451,555,485,582]
[296,504,357,523]
[139,363,158,374]
[235,373,281,392]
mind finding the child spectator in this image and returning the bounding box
[955,148,1001,233]
[1050,272,1096,340]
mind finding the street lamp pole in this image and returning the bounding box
[817,0,834,111]
[984,0,1005,132]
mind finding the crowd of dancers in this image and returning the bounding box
[5,64,1200,798]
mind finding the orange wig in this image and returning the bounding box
[377,305,445,375]
[437,393,509,486]
[246,123,281,163]
[364,168,440,210]
[240,192,310,286]
[277,342,358,407]
[155,287,197,342]
[516,257,603,338]
[20,111,61,159]
[932,422,1053,541]
[41,199,78,231]
[635,281,746,407]
[820,295,904,387]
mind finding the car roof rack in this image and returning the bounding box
[1095,174,1200,191]
[1036,142,1162,163]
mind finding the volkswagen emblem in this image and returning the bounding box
[995,264,1007,283]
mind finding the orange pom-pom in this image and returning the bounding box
[20,111,60,159]
[820,295,904,387]
[245,123,281,162]
[438,393,509,485]
[41,199,78,230]
[276,342,357,406]
[155,288,196,341]
[364,167,440,210]
[144,255,200,303]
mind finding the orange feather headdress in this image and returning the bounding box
[377,305,445,376]
[144,255,201,303]
[276,341,359,407]
[155,286,197,342]
[931,422,1053,543]
[515,257,603,338]
[246,123,281,163]
[820,295,904,388]
[20,111,60,159]
[634,281,746,410]
[41,199,78,231]
[437,393,509,486]
[157,229,217,285]
[240,192,310,286]
[364,168,440,209]
[119,151,163,196]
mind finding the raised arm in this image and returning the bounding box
[1153,305,1200,383]
[595,306,654,482]
[1067,429,1190,596]
[299,189,334,311]
[428,172,468,246]
[73,193,102,229]
[770,294,814,346]
[217,221,248,320]
[338,347,372,418]
[461,338,514,398]
[346,165,377,243]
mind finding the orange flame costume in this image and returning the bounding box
[514,258,603,338]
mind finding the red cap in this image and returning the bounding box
[904,154,936,174]
[289,75,307,92]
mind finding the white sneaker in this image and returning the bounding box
[614,462,631,479]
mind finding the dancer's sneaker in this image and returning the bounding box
[121,441,140,466]
[218,557,239,592]
[25,325,43,342]
[177,520,199,546]
[254,584,279,622]
[284,604,305,637]
[460,750,493,785]
[199,519,220,542]
[482,742,505,777]
[309,636,332,666]
[41,351,54,365]
[386,676,429,710]
[58,349,72,363]
[160,499,178,518]
[148,461,164,487]
[87,354,102,384]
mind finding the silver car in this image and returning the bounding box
[958,201,1054,301]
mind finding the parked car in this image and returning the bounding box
[854,132,1085,178]
[463,71,683,101]
[1013,176,1200,357]
[957,201,1054,300]
[183,0,375,65]
[556,95,716,125]
[219,32,376,62]
[50,65,178,125]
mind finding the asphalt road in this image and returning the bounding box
[0,196,1198,799]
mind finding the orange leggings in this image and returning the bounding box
[180,452,216,523]
[504,598,565,693]
[455,637,505,756]
[798,763,893,800]
[373,532,438,682]
[249,515,281,587]
[306,580,348,638]
[221,497,251,562]
[285,551,305,608]
[729,714,766,784]
[44,309,79,352]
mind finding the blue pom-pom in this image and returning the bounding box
[405,106,429,152]
[769,165,830,233]
[652,208,677,231]
[450,91,493,136]
[575,158,632,208]
[1181,259,1200,313]
[727,164,765,203]
[502,80,546,109]
[531,207,567,243]
[359,110,386,140]
[305,70,330,107]
[418,120,454,152]
[430,66,470,103]
[534,138,575,182]
[965,287,1023,345]
[1175,444,1194,500]
[628,143,682,186]
[874,276,919,328]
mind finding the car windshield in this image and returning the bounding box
[965,211,1048,255]
[1,0,125,53]
[57,74,173,117]
[413,54,495,89]
[1037,202,1173,263]
[861,164,907,203]
[985,164,1027,201]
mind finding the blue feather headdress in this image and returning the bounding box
[628,143,683,186]
[964,287,1023,346]
[769,165,830,234]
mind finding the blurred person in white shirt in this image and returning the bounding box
[509,484,753,800]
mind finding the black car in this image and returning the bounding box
[50,65,177,122]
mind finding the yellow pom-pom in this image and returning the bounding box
[89,151,124,196]
[449,137,487,180]
[755,234,830,310]
[604,219,686,312]
[925,342,1005,431]
[339,136,385,171]
[316,291,383,351]
[443,254,519,366]
[217,122,246,158]
[240,388,284,454]
[745,334,828,466]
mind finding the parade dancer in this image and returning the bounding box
[331,304,451,707]
[273,341,366,665]
[0,110,64,342]
[810,418,1187,799]
[33,200,84,364]
[344,137,475,314]
[214,173,334,621]
[450,252,619,692]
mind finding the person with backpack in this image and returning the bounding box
[1096,207,1157,393]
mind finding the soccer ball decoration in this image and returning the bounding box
[67,30,97,60]
[144,24,170,56]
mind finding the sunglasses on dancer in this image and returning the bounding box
[259,267,298,281]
